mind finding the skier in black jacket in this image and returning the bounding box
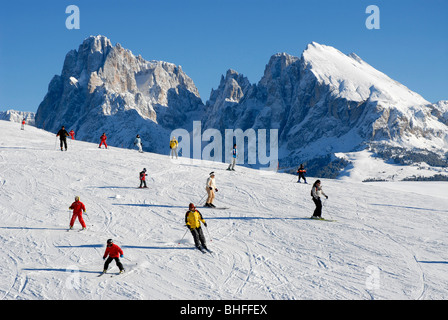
[56,126,70,151]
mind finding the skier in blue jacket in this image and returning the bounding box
[227,144,237,171]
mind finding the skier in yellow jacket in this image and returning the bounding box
[169,136,178,159]
[185,203,209,252]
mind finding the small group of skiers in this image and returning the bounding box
[55,125,147,153]
[61,129,330,272]
[67,195,125,274]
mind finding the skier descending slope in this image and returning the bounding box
[297,164,307,183]
[310,180,328,219]
[185,203,209,253]
[99,133,108,149]
[69,196,87,230]
[134,134,143,153]
[139,168,148,188]
[102,239,125,274]
[205,172,218,208]
[169,136,178,159]
[227,144,237,171]
[56,126,70,151]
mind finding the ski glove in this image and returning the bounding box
[215,188,218,192]
[203,222,207,227]
[120,255,123,258]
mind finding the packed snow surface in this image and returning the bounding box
[1,120,448,300]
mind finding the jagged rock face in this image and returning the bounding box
[203,42,448,167]
[35,35,203,152]
[431,100,448,125]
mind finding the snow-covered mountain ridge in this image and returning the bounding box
[1,120,448,300]
[33,35,448,178]
[204,42,448,177]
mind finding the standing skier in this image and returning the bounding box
[69,196,87,230]
[139,168,148,188]
[99,133,108,149]
[170,136,178,159]
[69,130,75,140]
[21,119,26,130]
[297,164,307,183]
[205,172,218,208]
[102,239,125,274]
[134,134,143,153]
[185,203,209,252]
[56,126,70,151]
[227,144,237,171]
[311,180,328,219]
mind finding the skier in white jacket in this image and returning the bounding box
[311,179,328,219]
[134,134,143,153]
[205,172,218,208]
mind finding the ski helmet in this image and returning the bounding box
[107,239,113,245]
[189,203,195,210]
[75,196,80,201]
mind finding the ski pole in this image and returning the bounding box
[323,198,333,220]
[178,228,189,245]
[197,193,207,205]
[204,225,212,242]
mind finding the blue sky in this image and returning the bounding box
[0,0,447,112]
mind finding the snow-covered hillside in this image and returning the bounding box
[1,120,448,300]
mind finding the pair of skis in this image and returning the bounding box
[196,247,214,255]
[309,217,336,222]
[67,227,87,232]
[98,270,130,278]
[200,206,229,210]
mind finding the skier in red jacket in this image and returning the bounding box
[139,168,148,188]
[99,133,108,149]
[102,239,125,274]
[69,196,87,230]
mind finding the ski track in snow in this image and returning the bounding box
[1,120,448,300]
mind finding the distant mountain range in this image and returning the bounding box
[0,110,35,125]
[12,35,448,177]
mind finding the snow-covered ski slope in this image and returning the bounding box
[1,120,447,300]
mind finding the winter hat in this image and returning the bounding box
[209,171,215,176]
[75,196,80,201]
[189,203,195,210]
